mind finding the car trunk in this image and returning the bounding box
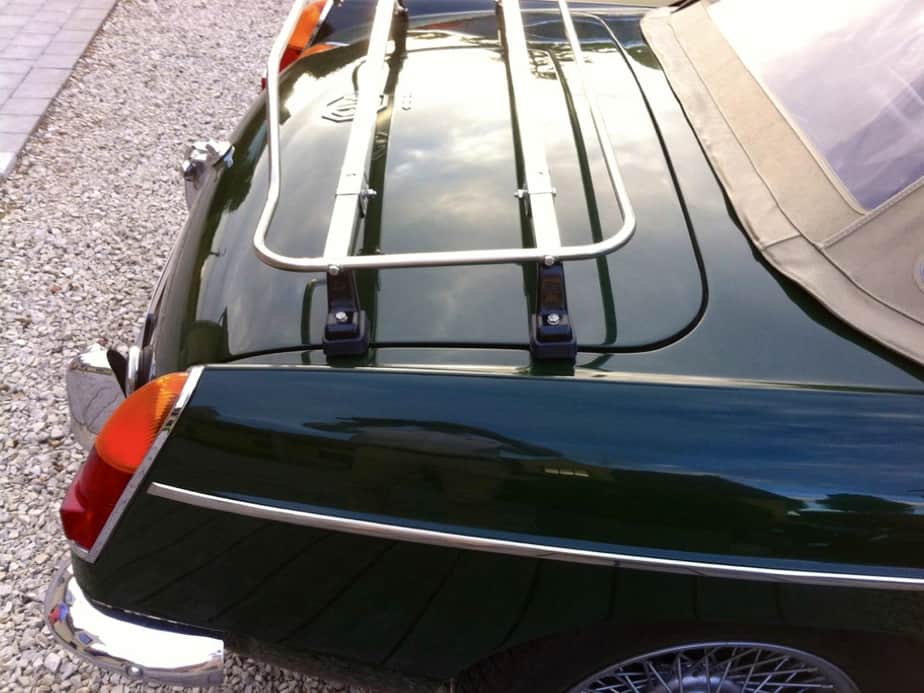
[152,11,703,370]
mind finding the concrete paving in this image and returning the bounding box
[0,0,115,176]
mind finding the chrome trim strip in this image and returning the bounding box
[500,0,562,251]
[75,367,204,564]
[557,0,635,238]
[252,0,636,272]
[148,482,924,591]
[252,0,310,270]
[45,555,224,686]
[200,361,924,396]
[323,0,399,259]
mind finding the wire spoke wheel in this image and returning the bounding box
[568,642,860,693]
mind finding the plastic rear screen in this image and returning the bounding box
[709,0,924,210]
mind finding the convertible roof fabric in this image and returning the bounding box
[642,0,924,366]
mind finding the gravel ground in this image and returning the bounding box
[0,1,370,690]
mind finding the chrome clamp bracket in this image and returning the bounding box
[181,139,233,211]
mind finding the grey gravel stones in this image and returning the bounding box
[0,0,372,690]
[0,0,119,176]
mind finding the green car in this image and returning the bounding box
[45,0,924,691]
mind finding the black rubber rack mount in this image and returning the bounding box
[253,0,636,361]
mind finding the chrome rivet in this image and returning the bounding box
[328,265,341,276]
[543,255,556,267]
[334,311,349,323]
[546,313,561,326]
[127,665,143,678]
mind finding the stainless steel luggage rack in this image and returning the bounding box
[253,0,637,360]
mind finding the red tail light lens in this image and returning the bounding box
[60,373,188,551]
[281,0,326,72]
[60,449,133,551]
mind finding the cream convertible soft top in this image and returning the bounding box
[642,0,924,366]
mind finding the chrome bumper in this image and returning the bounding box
[65,345,124,451]
[44,556,224,687]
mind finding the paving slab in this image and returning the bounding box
[0,0,116,176]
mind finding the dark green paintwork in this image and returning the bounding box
[150,12,707,369]
[148,9,924,392]
[73,2,924,685]
[151,367,924,575]
[75,497,924,681]
[74,363,924,678]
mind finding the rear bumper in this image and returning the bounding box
[44,554,224,687]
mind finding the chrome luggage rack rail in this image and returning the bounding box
[253,0,637,360]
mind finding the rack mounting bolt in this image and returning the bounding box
[543,255,556,267]
[334,311,349,323]
[546,313,561,326]
[328,265,341,276]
